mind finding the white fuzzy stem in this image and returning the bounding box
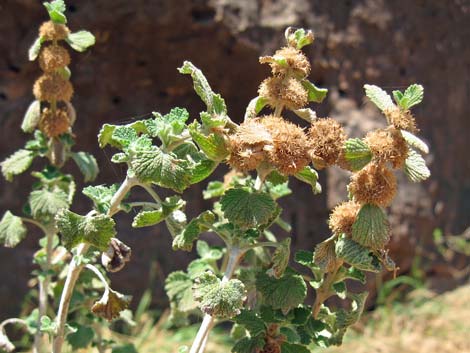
[52,176,137,353]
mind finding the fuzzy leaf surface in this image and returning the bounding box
[1,149,35,181]
[21,101,41,132]
[301,80,328,103]
[364,84,395,111]
[43,0,67,24]
[404,148,430,182]
[172,211,215,251]
[267,238,291,278]
[335,237,381,272]
[234,310,266,337]
[221,188,277,230]
[352,204,390,250]
[82,184,120,214]
[401,130,429,154]
[132,196,184,228]
[0,211,27,248]
[256,272,307,314]
[165,271,198,313]
[344,138,372,171]
[72,152,99,182]
[56,210,116,250]
[29,37,43,61]
[29,188,69,220]
[193,272,246,318]
[395,84,424,110]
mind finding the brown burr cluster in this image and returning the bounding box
[33,21,75,139]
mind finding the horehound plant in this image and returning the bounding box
[0,1,97,352]
[0,9,431,353]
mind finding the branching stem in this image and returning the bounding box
[312,263,342,318]
[52,176,138,353]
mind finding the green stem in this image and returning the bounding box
[243,241,282,251]
[312,263,342,318]
[21,218,49,235]
[126,201,161,209]
[140,184,162,203]
[52,176,137,353]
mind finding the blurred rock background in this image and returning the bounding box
[0,0,469,318]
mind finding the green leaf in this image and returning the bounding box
[193,271,246,318]
[294,166,321,194]
[190,159,217,184]
[196,240,223,261]
[232,336,265,353]
[364,84,395,111]
[335,292,368,330]
[165,271,198,313]
[286,27,314,49]
[294,250,314,267]
[0,211,27,248]
[352,204,390,249]
[21,100,41,132]
[256,272,307,314]
[301,80,328,103]
[129,141,191,192]
[401,130,429,154]
[66,324,94,350]
[267,238,291,278]
[172,211,215,251]
[66,31,96,52]
[71,152,99,182]
[343,138,372,171]
[56,210,116,250]
[29,188,69,220]
[404,148,430,182]
[43,0,67,24]
[281,342,310,353]
[203,181,225,199]
[244,96,268,120]
[1,149,35,181]
[112,126,139,148]
[152,108,189,145]
[132,196,184,228]
[29,37,43,61]
[221,188,277,230]
[178,61,226,115]
[82,184,120,214]
[39,315,58,335]
[188,121,229,161]
[335,237,381,272]
[234,310,266,337]
[396,84,424,110]
[56,66,71,80]
[98,124,117,148]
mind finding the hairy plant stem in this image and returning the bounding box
[312,262,342,318]
[274,104,284,117]
[0,318,28,331]
[34,227,55,353]
[189,247,244,353]
[52,176,137,353]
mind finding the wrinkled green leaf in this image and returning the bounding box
[352,204,390,250]
[286,27,314,49]
[66,324,94,350]
[165,271,198,313]
[188,121,229,161]
[0,211,27,248]
[43,0,67,24]
[172,211,215,251]
[29,37,43,61]
[404,148,430,182]
[335,237,381,272]
[132,196,184,228]
[343,138,372,171]
[394,84,424,110]
[256,272,307,314]
[29,188,69,220]
[1,149,35,181]
[267,238,291,278]
[221,188,277,230]
[234,310,266,337]
[82,184,120,214]
[401,130,429,154]
[56,210,116,250]
[232,336,265,353]
[281,342,310,353]
[364,84,395,111]
[193,271,246,318]
[71,152,99,182]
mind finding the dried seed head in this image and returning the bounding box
[260,115,310,175]
[260,46,311,78]
[258,76,308,111]
[101,238,132,273]
[39,21,70,41]
[384,107,418,132]
[308,118,346,169]
[39,44,71,72]
[364,127,408,169]
[329,200,361,236]
[228,119,273,172]
[33,73,73,102]
[348,163,397,207]
[38,107,71,138]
